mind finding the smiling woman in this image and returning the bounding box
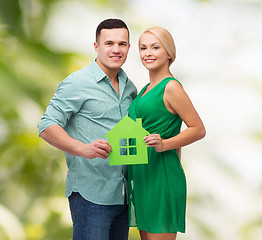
[139,26,176,67]
[128,26,206,240]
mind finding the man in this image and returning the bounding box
[38,19,137,240]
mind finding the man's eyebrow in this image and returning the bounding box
[104,40,128,44]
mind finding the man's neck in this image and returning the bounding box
[107,72,119,83]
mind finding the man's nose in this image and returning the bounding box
[112,44,120,52]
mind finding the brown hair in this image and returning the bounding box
[96,18,129,42]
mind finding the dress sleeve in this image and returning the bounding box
[37,76,83,134]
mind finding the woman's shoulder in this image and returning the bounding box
[165,76,182,85]
[164,78,189,106]
[165,78,183,92]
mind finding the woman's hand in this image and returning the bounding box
[144,134,164,152]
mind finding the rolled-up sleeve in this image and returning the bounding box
[37,76,83,135]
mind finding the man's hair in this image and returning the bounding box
[96,18,129,42]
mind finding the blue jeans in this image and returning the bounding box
[68,192,129,240]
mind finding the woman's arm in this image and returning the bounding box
[144,80,206,152]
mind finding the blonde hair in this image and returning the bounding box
[139,26,176,66]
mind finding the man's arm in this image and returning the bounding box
[40,124,112,159]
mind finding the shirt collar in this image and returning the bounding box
[91,59,128,84]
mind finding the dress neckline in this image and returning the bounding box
[139,77,174,99]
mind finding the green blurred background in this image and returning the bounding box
[0,0,262,239]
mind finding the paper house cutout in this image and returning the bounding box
[104,116,149,166]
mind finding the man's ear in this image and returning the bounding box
[94,42,98,52]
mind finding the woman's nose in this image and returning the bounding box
[145,48,152,56]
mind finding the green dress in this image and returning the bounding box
[128,77,186,233]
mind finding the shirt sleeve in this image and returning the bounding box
[37,76,82,134]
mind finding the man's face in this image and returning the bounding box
[94,28,130,75]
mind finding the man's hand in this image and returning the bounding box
[82,139,112,159]
[40,125,112,159]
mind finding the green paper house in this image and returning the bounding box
[104,116,149,166]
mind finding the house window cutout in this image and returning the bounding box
[129,138,136,146]
[120,138,127,146]
[119,138,137,156]
[129,147,137,155]
[120,148,128,156]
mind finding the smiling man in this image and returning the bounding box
[37,19,137,240]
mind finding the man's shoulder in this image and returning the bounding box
[64,64,95,85]
[69,65,93,79]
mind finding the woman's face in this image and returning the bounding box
[139,32,170,71]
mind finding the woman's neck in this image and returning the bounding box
[149,69,173,86]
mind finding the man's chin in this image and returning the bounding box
[109,62,125,69]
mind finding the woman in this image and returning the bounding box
[128,27,206,240]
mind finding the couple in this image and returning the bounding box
[38,18,206,240]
